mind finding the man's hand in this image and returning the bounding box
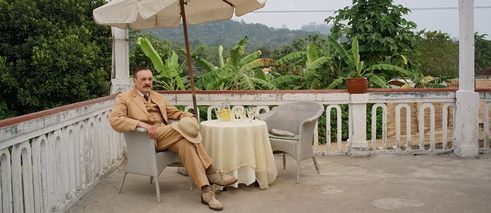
[138,122,158,139]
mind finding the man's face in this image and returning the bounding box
[133,69,153,94]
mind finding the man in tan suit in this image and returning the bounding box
[110,67,237,211]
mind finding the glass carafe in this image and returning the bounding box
[216,103,232,121]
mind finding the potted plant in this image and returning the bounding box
[328,36,411,93]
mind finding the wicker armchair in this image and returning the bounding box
[256,101,324,183]
[119,127,191,203]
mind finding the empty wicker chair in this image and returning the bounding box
[256,101,324,183]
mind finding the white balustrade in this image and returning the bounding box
[371,103,387,152]
[0,96,124,212]
[165,90,490,155]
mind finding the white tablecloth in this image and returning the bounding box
[200,120,277,189]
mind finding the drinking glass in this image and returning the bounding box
[232,107,245,121]
[246,107,256,122]
[215,103,232,121]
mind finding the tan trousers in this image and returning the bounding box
[155,125,213,188]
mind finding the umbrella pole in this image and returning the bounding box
[179,0,199,117]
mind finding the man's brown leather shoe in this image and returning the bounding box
[207,170,238,186]
[201,191,223,211]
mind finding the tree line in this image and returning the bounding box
[1,0,491,120]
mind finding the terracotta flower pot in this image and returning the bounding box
[346,77,368,94]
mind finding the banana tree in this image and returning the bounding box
[327,35,412,89]
[274,42,331,89]
[194,37,276,90]
[136,37,185,90]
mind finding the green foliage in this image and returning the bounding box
[274,41,332,89]
[415,31,458,78]
[194,36,276,90]
[327,36,411,88]
[475,33,491,74]
[325,0,419,69]
[0,0,111,117]
[130,34,174,70]
[0,56,15,119]
[271,34,328,63]
[136,37,186,90]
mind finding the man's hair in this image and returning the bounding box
[133,67,152,78]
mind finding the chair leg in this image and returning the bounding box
[118,172,128,194]
[154,175,161,203]
[150,176,153,184]
[282,153,286,170]
[296,160,301,184]
[312,156,320,174]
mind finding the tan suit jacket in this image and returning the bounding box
[110,89,214,189]
[109,88,193,132]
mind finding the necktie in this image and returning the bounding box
[144,94,149,102]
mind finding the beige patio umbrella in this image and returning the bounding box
[93,0,266,115]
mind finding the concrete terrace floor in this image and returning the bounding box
[67,153,491,213]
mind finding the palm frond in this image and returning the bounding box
[251,77,277,90]
[136,37,165,74]
[327,77,345,89]
[239,58,275,73]
[306,56,331,71]
[352,37,361,72]
[239,50,261,66]
[194,57,218,72]
[271,75,301,86]
[328,35,355,70]
[239,72,255,90]
[218,45,224,67]
[227,37,248,67]
[366,73,388,88]
[306,43,319,66]
[277,52,307,65]
[365,64,411,76]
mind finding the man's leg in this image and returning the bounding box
[155,126,213,173]
[167,139,210,188]
[167,139,224,211]
[154,126,236,211]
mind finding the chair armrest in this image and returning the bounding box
[255,109,275,121]
[135,127,148,133]
[301,108,325,124]
[134,119,179,133]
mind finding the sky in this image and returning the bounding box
[233,0,491,38]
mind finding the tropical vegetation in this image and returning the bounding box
[1,0,490,126]
[416,31,458,78]
[327,36,411,89]
[194,36,276,90]
[476,33,491,74]
[0,0,111,119]
[273,41,331,89]
[136,37,186,91]
[325,0,419,69]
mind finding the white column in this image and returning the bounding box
[110,27,131,94]
[348,94,369,157]
[454,0,479,157]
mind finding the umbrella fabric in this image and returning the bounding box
[93,0,266,30]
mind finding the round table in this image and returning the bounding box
[200,120,277,189]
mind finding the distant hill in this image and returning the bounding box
[300,22,331,35]
[138,20,317,51]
